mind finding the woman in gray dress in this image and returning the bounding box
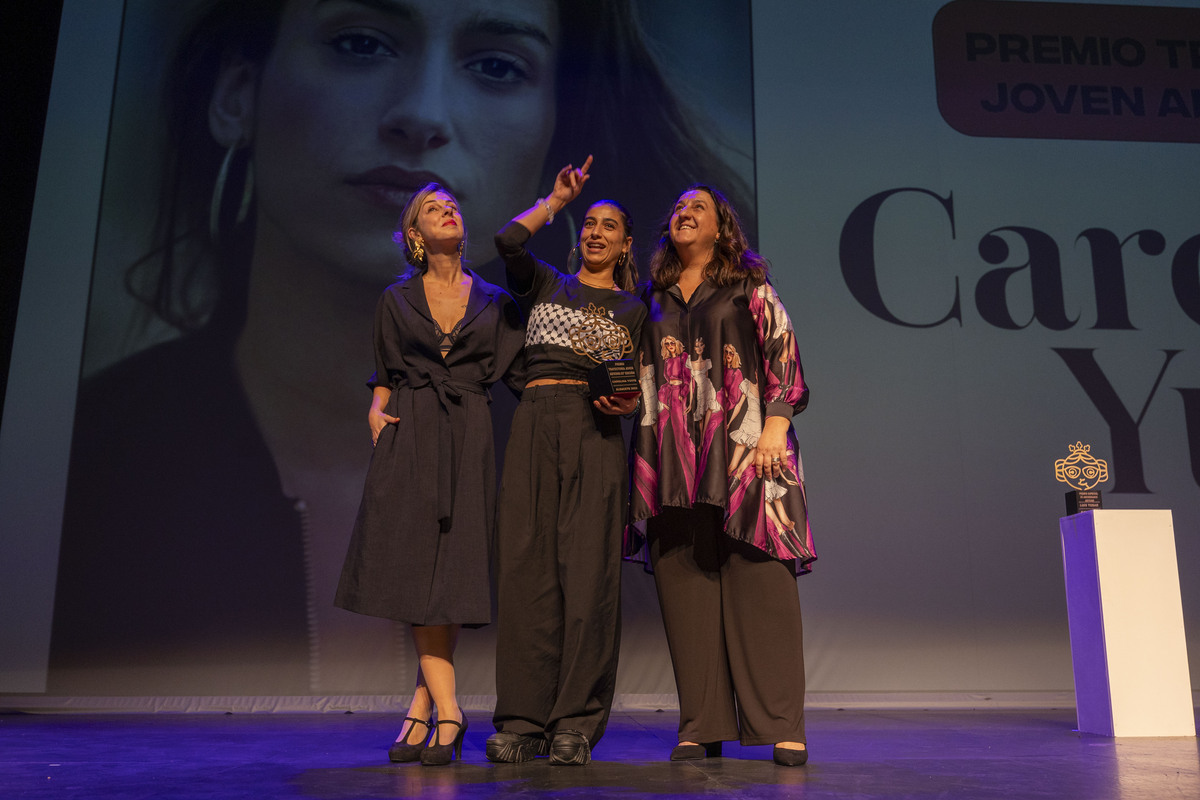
[335,183,524,765]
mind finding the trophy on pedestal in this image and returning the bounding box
[1054,441,1109,515]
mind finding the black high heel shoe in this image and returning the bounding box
[388,716,433,763]
[772,743,809,766]
[420,714,468,766]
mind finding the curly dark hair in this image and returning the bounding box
[649,185,769,290]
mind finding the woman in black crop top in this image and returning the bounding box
[486,158,647,766]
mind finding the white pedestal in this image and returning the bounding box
[1060,509,1196,737]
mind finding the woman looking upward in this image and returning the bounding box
[487,156,646,766]
[628,185,815,767]
[335,184,524,766]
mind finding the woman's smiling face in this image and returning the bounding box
[233,0,559,280]
[668,188,719,252]
[578,202,632,272]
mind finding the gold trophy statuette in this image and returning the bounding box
[1054,441,1109,515]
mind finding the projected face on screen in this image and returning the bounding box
[219,0,557,279]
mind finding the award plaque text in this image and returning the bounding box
[1065,489,1103,515]
[588,360,640,400]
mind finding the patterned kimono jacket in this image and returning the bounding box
[627,277,816,571]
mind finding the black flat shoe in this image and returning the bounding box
[772,744,809,766]
[387,716,432,763]
[421,715,468,766]
[670,742,722,760]
[548,730,591,765]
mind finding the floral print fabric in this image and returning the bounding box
[628,278,816,571]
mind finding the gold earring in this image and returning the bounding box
[412,239,426,264]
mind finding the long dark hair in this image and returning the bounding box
[125,0,279,336]
[649,185,769,290]
[126,0,755,334]
[544,2,756,262]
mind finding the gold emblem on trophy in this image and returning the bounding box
[571,303,639,399]
[1055,442,1108,515]
[569,302,633,362]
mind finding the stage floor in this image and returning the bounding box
[2,707,1197,799]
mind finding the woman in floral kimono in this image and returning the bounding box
[628,185,815,767]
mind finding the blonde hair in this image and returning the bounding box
[392,183,465,272]
[723,343,742,369]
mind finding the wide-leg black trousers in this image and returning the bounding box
[648,504,806,746]
[493,385,626,746]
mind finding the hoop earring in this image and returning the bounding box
[618,251,628,267]
[209,143,254,243]
[563,208,578,251]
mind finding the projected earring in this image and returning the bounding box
[209,142,254,243]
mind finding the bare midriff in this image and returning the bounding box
[526,378,588,388]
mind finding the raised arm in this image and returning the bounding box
[495,156,593,294]
[515,155,592,233]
